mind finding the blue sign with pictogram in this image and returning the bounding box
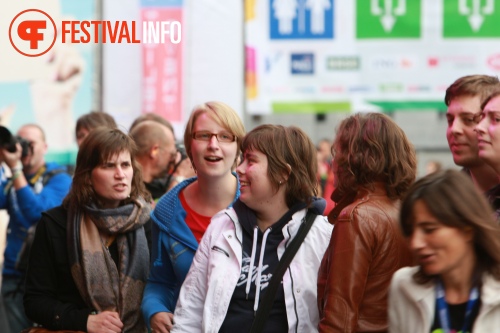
[270,0,334,39]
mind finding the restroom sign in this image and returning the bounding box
[270,0,334,39]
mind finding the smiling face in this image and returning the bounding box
[409,200,475,279]
[476,95,500,169]
[190,113,238,179]
[91,150,133,208]
[446,95,482,168]
[236,148,282,212]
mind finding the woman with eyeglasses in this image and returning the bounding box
[389,169,500,333]
[141,101,245,333]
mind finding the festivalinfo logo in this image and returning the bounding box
[9,9,182,57]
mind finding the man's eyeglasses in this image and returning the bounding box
[192,131,236,143]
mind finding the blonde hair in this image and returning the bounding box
[183,101,245,169]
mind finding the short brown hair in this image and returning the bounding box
[241,125,318,207]
[19,124,46,142]
[129,120,173,156]
[333,113,416,200]
[129,113,174,135]
[75,111,117,136]
[445,75,500,106]
[481,87,500,110]
[64,127,151,211]
[184,101,245,169]
[400,169,500,283]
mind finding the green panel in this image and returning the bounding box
[272,102,351,113]
[368,101,447,112]
[443,0,500,37]
[46,150,78,166]
[356,0,421,38]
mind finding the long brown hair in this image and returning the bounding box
[333,113,416,200]
[64,127,151,211]
[400,169,500,283]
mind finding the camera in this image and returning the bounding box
[0,126,31,158]
[176,141,188,161]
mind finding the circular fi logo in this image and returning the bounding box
[9,9,57,57]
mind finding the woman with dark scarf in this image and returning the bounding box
[23,127,153,333]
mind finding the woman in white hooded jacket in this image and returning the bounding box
[171,125,333,333]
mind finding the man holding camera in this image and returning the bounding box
[0,124,71,333]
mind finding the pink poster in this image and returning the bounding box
[141,7,183,121]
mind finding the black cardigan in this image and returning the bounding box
[23,205,152,331]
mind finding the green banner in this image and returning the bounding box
[272,102,351,113]
[356,0,421,38]
[443,0,500,37]
[368,101,447,112]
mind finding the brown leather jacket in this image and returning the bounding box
[317,183,413,333]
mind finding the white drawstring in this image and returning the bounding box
[254,227,271,313]
[245,226,259,299]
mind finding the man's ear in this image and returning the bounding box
[150,144,160,159]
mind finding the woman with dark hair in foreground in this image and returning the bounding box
[24,128,152,332]
[389,169,500,332]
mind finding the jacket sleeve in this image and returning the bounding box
[388,272,402,333]
[23,213,91,331]
[318,208,374,333]
[141,222,179,328]
[170,225,211,333]
[16,172,71,226]
[0,178,8,209]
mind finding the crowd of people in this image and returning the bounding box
[0,74,499,333]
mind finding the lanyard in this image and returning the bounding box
[3,165,46,195]
[436,280,479,333]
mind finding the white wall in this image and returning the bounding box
[103,0,245,138]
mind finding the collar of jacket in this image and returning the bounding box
[400,267,500,307]
[328,182,388,220]
[151,176,197,234]
[221,206,309,246]
[151,173,240,245]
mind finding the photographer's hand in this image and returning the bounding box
[1,143,22,170]
[1,143,28,189]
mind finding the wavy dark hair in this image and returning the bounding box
[333,113,416,200]
[241,124,318,208]
[64,127,151,211]
[400,169,500,284]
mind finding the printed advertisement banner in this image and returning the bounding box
[245,0,500,114]
[140,1,183,122]
[0,0,95,162]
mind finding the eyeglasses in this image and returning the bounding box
[192,131,236,143]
